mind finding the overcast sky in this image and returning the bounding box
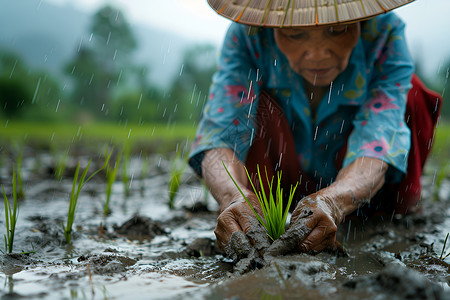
[45,0,450,78]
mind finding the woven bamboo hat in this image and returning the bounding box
[207,0,415,27]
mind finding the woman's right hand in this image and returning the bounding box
[214,193,271,262]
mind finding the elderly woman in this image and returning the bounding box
[189,0,441,258]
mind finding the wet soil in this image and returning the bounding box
[0,148,449,299]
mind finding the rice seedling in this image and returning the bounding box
[140,157,149,197]
[121,141,131,198]
[3,165,19,253]
[439,233,450,260]
[12,141,25,199]
[104,148,121,216]
[167,151,188,210]
[63,152,111,244]
[223,162,298,241]
[52,146,69,181]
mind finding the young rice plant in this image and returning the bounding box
[439,233,450,260]
[3,165,19,253]
[167,151,188,210]
[104,148,121,216]
[223,162,298,241]
[63,152,111,244]
[121,142,131,198]
[12,142,25,199]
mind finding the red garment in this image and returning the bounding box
[245,75,442,215]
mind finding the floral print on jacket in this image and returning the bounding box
[189,13,414,185]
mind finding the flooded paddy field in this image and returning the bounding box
[0,145,449,300]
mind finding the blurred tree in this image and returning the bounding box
[0,78,30,118]
[168,44,217,123]
[65,5,137,118]
[0,50,63,121]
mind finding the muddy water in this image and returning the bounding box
[0,150,449,299]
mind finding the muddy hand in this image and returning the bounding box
[224,218,270,263]
[215,198,270,263]
[264,208,313,257]
[265,195,340,257]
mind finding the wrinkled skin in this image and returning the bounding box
[265,195,340,257]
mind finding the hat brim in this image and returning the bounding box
[207,0,415,27]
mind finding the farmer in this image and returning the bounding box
[189,0,441,258]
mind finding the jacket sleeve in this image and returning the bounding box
[188,23,262,176]
[343,14,414,182]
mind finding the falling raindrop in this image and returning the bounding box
[101,104,105,111]
[31,78,41,104]
[179,64,184,76]
[106,32,111,45]
[346,220,352,241]
[328,81,333,104]
[9,60,17,78]
[190,84,197,104]
[137,94,142,109]
[55,99,60,112]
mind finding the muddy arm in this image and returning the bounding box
[320,156,388,222]
[201,148,251,213]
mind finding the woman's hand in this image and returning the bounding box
[265,194,342,256]
[214,193,271,262]
[201,148,271,262]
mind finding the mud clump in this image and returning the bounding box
[77,254,137,274]
[343,264,449,300]
[184,238,223,257]
[113,215,166,242]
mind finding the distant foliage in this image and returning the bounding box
[0,50,63,121]
[168,44,217,123]
[65,5,137,118]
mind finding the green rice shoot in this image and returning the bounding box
[12,142,25,199]
[140,157,149,197]
[63,152,111,244]
[440,233,450,260]
[121,142,132,198]
[167,151,188,210]
[53,147,69,182]
[223,162,298,241]
[104,148,121,216]
[2,165,19,253]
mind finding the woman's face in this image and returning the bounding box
[274,23,360,87]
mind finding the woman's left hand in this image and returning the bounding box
[265,194,342,256]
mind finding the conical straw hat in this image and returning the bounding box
[207,0,415,27]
